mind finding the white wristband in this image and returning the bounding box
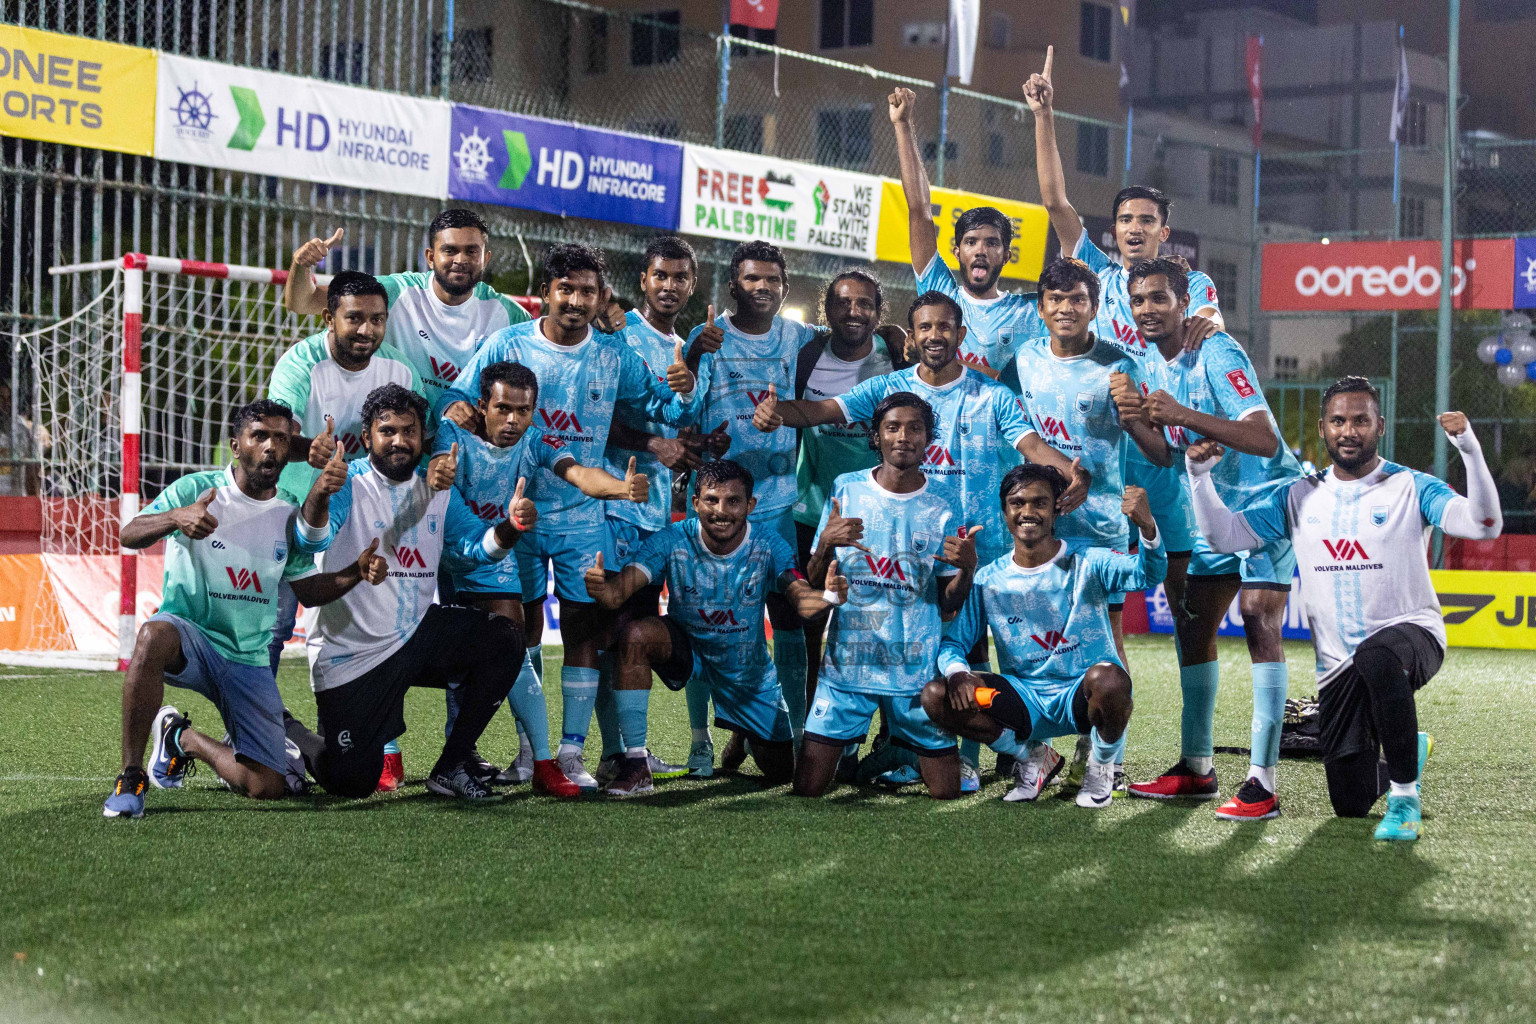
[821,588,845,606]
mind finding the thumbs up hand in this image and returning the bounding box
[315,435,349,495]
[938,524,983,573]
[308,415,338,469]
[357,538,388,585]
[623,456,650,504]
[752,383,783,433]
[293,227,344,269]
[508,476,536,532]
[583,551,611,604]
[427,442,458,491]
[822,497,871,553]
[666,338,696,394]
[172,488,221,540]
[689,304,725,360]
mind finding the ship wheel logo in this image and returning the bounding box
[170,82,218,137]
[454,126,494,184]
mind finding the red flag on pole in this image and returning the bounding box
[1246,35,1263,150]
[730,0,779,31]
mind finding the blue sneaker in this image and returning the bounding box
[1418,732,1434,779]
[959,759,980,793]
[149,706,194,790]
[103,768,148,818]
[876,764,922,787]
[1374,793,1422,842]
[686,740,714,778]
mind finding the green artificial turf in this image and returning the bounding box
[2,636,1533,1023]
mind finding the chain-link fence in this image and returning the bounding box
[2,0,1534,524]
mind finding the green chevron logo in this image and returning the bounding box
[227,86,265,151]
[499,129,532,189]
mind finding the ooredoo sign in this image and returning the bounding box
[1261,239,1514,311]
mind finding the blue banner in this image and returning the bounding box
[448,105,682,230]
[1145,575,1313,641]
[1515,236,1536,309]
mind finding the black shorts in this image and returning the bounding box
[974,671,1089,738]
[651,615,695,692]
[313,604,512,762]
[1319,622,1443,763]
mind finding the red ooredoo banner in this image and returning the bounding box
[1260,239,1514,311]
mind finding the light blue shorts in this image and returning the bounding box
[1002,673,1089,744]
[1190,532,1296,589]
[805,681,956,754]
[514,521,617,603]
[450,550,524,598]
[1126,457,1198,555]
[150,612,288,775]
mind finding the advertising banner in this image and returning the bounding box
[1260,238,1514,311]
[1514,236,1536,309]
[0,25,156,155]
[875,181,1050,282]
[1148,569,1536,651]
[448,106,682,230]
[681,144,881,260]
[155,53,449,198]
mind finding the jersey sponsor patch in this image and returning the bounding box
[1226,368,1256,398]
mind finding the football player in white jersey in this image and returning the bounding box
[1188,378,1501,841]
[105,400,340,817]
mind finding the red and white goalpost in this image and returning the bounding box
[37,254,333,668]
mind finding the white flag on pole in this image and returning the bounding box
[946,0,980,86]
[1389,38,1411,142]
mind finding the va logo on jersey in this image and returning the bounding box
[1038,416,1073,441]
[429,356,461,383]
[224,567,263,593]
[394,546,428,568]
[1322,539,1370,561]
[746,389,774,406]
[1031,629,1067,650]
[925,445,956,467]
[540,408,584,432]
[1110,319,1142,350]
[960,352,992,370]
[1371,505,1390,526]
[864,554,907,581]
[466,499,502,523]
[338,432,363,456]
[699,608,740,626]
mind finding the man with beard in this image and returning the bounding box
[104,400,340,817]
[1188,379,1500,841]
[264,271,425,790]
[1124,259,1303,821]
[436,243,698,791]
[923,467,1165,808]
[888,87,1041,385]
[796,393,979,800]
[582,460,848,797]
[683,241,819,755]
[283,384,533,801]
[284,209,532,413]
[753,291,1090,791]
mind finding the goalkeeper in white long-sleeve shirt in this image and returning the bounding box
[1186,377,1502,841]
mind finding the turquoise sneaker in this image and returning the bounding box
[876,765,922,787]
[1418,732,1434,779]
[959,758,980,793]
[1374,793,1422,842]
[686,740,714,779]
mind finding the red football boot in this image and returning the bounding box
[1127,761,1220,800]
[376,751,405,793]
[1214,777,1281,821]
[531,758,582,800]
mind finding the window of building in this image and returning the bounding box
[817,107,873,168]
[1209,151,1241,206]
[821,0,874,50]
[921,139,959,163]
[1207,258,1238,313]
[1404,98,1429,147]
[902,21,944,47]
[1080,2,1112,62]
[630,10,681,67]
[1273,355,1299,381]
[986,12,1012,50]
[430,26,493,84]
[586,14,609,74]
[724,114,764,154]
[729,23,777,56]
[1400,196,1427,238]
[1077,123,1109,176]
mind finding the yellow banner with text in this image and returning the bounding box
[0,25,156,155]
[875,181,1051,282]
[1433,570,1536,650]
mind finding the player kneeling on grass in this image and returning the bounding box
[583,460,847,797]
[1186,378,1501,841]
[105,400,340,818]
[283,383,533,802]
[922,467,1166,808]
[796,392,980,800]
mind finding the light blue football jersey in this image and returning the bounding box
[689,311,818,517]
[939,537,1167,696]
[915,255,1043,385]
[836,366,1035,565]
[437,319,699,531]
[1013,336,1143,550]
[1157,332,1303,511]
[1072,235,1220,366]
[812,470,959,697]
[606,309,685,534]
[631,519,800,694]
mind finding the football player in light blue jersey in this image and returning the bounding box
[1124,258,1305,821]
[796,392,980,800]
[436,243,699,790]
[1013,257,1171,664]
[887,86,1042,386]
[582,460,848,797]
[431,361,651,799]
[752,290,1090,788]
[924,465,1165,808]
[684,241,819,760]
